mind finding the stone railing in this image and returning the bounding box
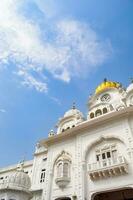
[88,156,128,180]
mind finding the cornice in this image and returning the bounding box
[40,106,133,148]
[0,160,33,173]
[34,149,48,156]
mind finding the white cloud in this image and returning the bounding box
[0,0,112,93]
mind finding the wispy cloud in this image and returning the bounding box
[33,0,59,18]
[17,68,48,92]
[50,96,62,106]
[0,109,6,113]
[0,0,112,93]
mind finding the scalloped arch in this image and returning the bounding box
[53,150,72,169]
[83,135,125,161]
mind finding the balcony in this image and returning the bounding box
[55,176,70,188]
[88,156,128,180]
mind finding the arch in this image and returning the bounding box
[103,107,108,114]
[8,195,17,200]
[53,151,72,169]
[63,162,69,177]
[54,152,71,188]
[53,151,72,188]
[67,127,70,129]
[8,199,16,200]
[91,187,133,200]
[109,104,114,111]
[55,198,71,200]
[57,163,62,177]
[60,118,77,133]
[90,112,94,119]
[83,135,125,161]
[95,109,102,117]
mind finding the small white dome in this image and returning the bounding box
[2,162,31,192]
[127,83,133,93]
[57,105,84,134]
[64,108,83,118]
[8,170,31,190]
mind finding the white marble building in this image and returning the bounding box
[1,79,133,200]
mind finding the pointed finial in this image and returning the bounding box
[72,102,76,109]
[17,160,24,172]
[104,78,107,82]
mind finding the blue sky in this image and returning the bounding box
[0,0,132,167]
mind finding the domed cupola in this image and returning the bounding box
[0,161,32,200]
[88,79,126,120]
[95,78,121,94]
[126,79,133,106]
[0,161,31,194]
[57,104,84,134]
[8,162,31,192]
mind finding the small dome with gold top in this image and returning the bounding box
[95,78,121,94]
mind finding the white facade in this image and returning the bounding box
[1,80,133,200]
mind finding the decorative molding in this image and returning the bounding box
[88,156,128,180]
[40,106,133,147]
[83,135,125,161]
[53,150,72,169]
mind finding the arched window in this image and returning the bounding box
[63,163,69,177]
[55,152,71,188]
[67,127,70,130]
[57,161,70,178]
[55,198,71,200]
[95,109,102,117]
[90,112,94,119]
[103,107,108,114]
[57,163,63,178]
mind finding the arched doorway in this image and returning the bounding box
[55,198,71,200]
[93,189,133,200]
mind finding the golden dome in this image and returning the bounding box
[95,79,120,94]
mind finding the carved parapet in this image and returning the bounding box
[88,156,128,180]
